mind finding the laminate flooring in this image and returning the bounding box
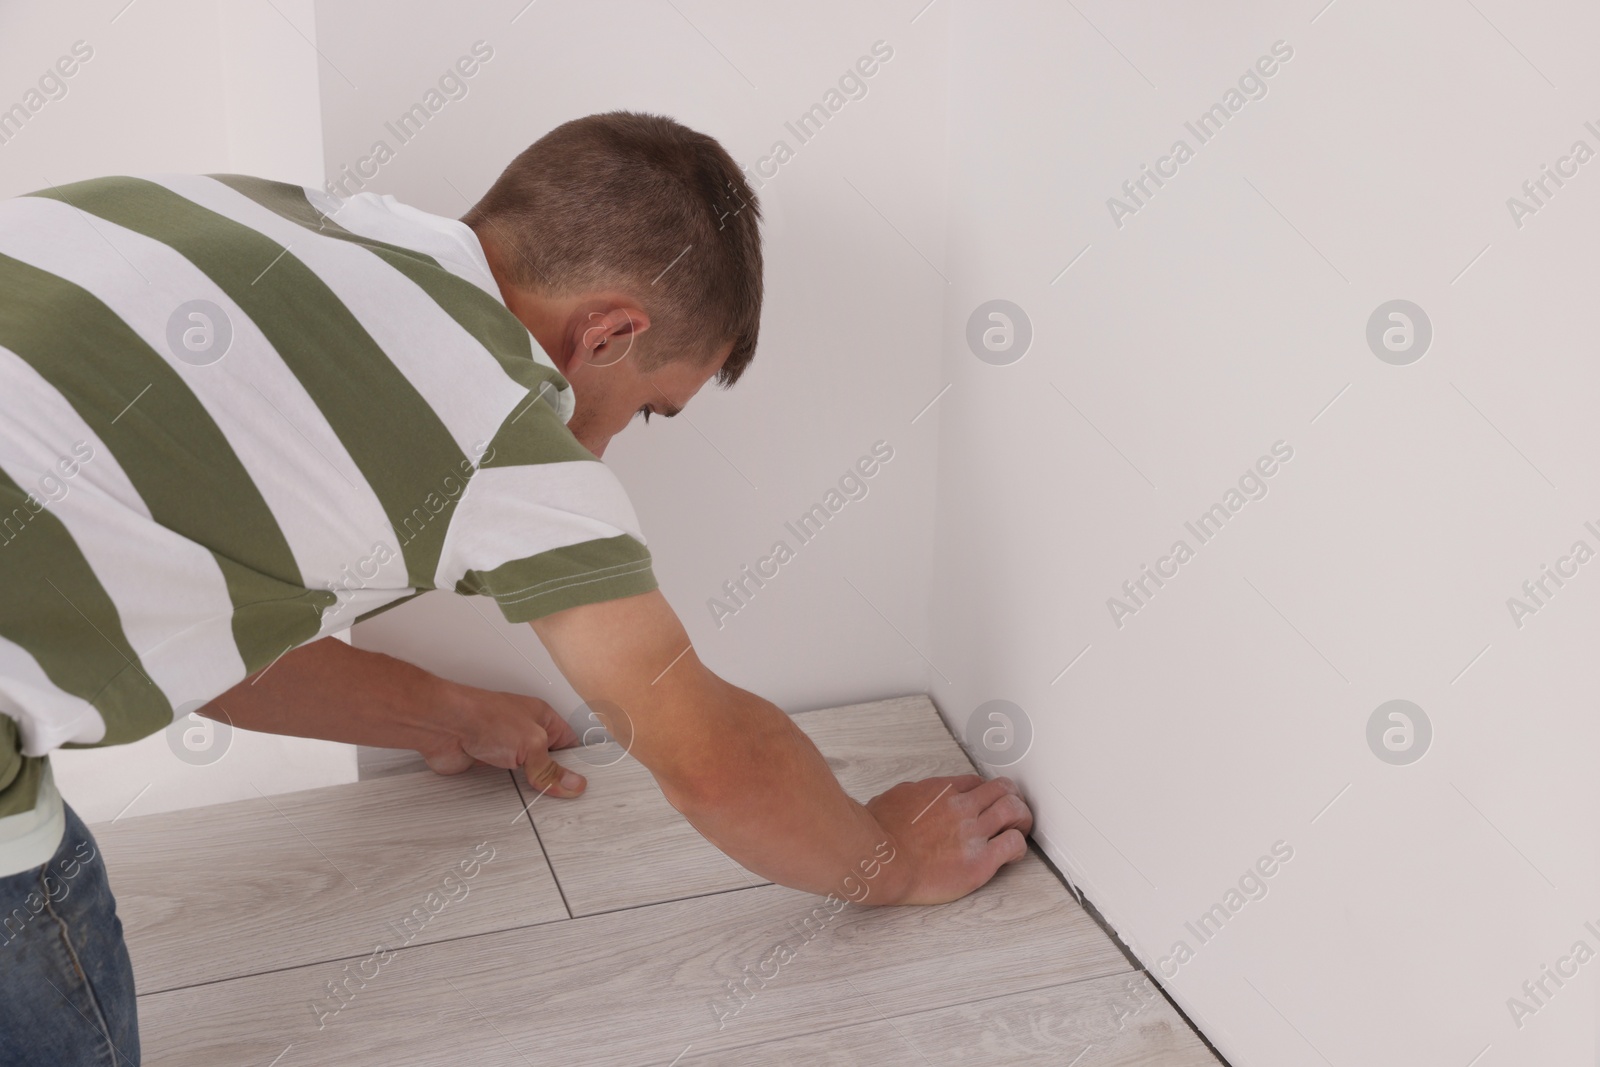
[93,695,1223,1066]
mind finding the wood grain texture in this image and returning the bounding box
[136,856,1132,1066]
[688,971,1223,1066]
[524,694,981,916]
[115,692,1213,1066]
[94,764,567,993]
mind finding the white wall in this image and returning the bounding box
[16,2,1596,1059]
[934,2,1599,1064]
[329,0,950,721]
[0,0,355,822]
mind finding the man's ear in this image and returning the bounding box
[577,304,651,369]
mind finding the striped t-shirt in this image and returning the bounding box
[0,174,660,876]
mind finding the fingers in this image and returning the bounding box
[976,791,1034,838]
[960,775,1031,843]
[961,775,1020,811]
[524,755,586,798]
[983,828,1029,871]
[523,712,588,796]
[421,748,475,776]
[532,699,580,750]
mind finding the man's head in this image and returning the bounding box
[463,111,763,458]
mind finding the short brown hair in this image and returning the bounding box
[463,111,763,387]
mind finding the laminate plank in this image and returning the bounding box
[690,971,1223,1066]
[525,694,980,916]
[136,853,1130,1066]
[94,764,566,994]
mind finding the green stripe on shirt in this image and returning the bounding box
[0,719,45,822]
[0,250,321,675]
[0,464,168,752]
[31,177,469,589]
[211,175,571,422]
[457,534,658,623]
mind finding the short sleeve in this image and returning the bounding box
[433,399,660,623]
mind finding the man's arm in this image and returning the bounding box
[195,637,591,797]
[528,589,1033,905]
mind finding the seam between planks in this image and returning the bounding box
[508,769,574,920]
[569,879,771,922]
[129,905,579,999]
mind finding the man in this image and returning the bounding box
[0,111,1032,1064]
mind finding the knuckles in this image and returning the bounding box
[1000,794,1029,820]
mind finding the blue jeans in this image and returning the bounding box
[0,803,139,1066]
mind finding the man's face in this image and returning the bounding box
[483,271,729,458]
[472,233,732,459]
[560,339,729,459]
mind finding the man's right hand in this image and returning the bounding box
[866,774,1033,906]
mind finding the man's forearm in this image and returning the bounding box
[650,677,909,904]
[527,593,914,903]
[528,591,1028,907]
[197,637,461,756]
